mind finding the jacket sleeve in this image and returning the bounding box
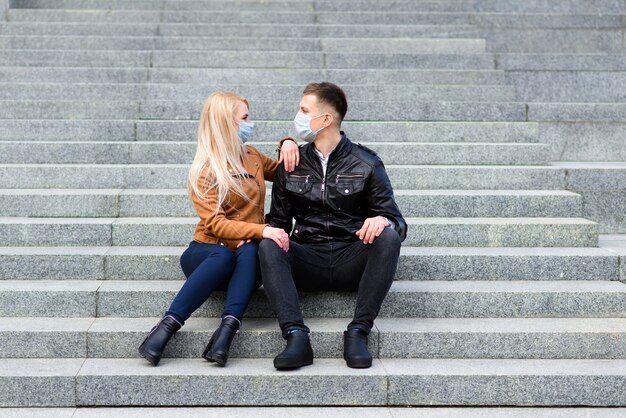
[258,149,279,182]
[265,165,293,234]
[191,173,266,240]
[364,160,408,242]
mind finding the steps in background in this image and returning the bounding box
[0,0,625,412]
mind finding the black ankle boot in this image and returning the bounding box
[273,329,314,370]
[343,328,372,369]
[202,316,241,366]
[138,316,182,366]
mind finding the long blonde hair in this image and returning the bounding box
[188,91,250,208]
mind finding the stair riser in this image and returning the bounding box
[0,250,618,281]
[0,192,581,218]
[0,142,548,165]
[0,67,508,85]
[0,85,515,102]
[1,288,623,318]
[0,101,528,121]
[0,166,566,189]
[0,221,598,247]
[2,328,625,360]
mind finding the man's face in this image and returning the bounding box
[299,94,326,132]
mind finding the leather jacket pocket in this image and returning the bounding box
[329,173,366,212]
[285,174,314,204]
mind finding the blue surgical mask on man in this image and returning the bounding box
[293,112,326,143]
[238,120,254,143]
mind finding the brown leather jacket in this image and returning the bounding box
[192,145,278,250]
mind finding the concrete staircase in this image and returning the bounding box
[0,0,625,415]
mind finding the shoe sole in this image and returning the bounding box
[138,347,159,366]
[274,358,314,370]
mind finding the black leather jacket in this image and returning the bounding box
[266,133,407,244]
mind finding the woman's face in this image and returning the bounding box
[234,101,250,128]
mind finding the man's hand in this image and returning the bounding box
[263,226,290,252]
[356,216,388,244]
[277,138,299,172]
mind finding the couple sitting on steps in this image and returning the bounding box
[138,82,407,370]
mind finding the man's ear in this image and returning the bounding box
[324,112,335,128]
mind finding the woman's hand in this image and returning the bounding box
[263,226,290,252]
[277,138,299,173]
[236,239,252,248]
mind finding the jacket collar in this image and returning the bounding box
[306,131,351,162]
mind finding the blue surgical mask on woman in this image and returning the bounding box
[238,120,254,143]
[293,112,326,143]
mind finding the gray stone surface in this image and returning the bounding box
[0,317,92,358]
[0,217,595,248]
[0,83,516,102]
[135,121,536,143]
[487,30,623,53]
[0,217,112,246]
[385,359,626,406]
[0,49,152,67]
[0,359,81,406]
[0,189,120,217]
[0,246,106,280]
[0,66,148,83]
[94,280,626,318]
[538,122,626,161]
[0,22,158,36]
[578,191,626,234]
[147,68,507,85]
[402,217,598,247]
[0,280,99,317]
[0,101,140,120]
[376,318,626,359]
[76,358,387,406]
[1,188,580,218]
[507,71,626,102]
[528,103,626,122]
[0,164,565,190]
[0,246,619,282]
[0,141,548,165]
[497,54,626,71]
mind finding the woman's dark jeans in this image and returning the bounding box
[258,227,401,337]
[164,241,261,325]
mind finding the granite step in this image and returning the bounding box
[14,0,626,13]
[11,0,315,11]
[0,22,483,38]
[0,100,528,121]
[0,120,537,143]
[0,217,598,247]
[0,141,548,165]
[0,164,568,189]
[2,317,626,360]
[1,407,625,418]
[0,246,619,281]
[0,66,509,85]
[0,83,516,102]
[0,50,499,69]
[0,280,623,318]
[0,35,487,54]
[0,189,581,218]
[1,357,625,406]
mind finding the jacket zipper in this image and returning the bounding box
[336,173,364,183]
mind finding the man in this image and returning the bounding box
[259,82,407,370]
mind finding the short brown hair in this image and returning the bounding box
[303,82,348,124]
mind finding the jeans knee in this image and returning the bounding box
[373,228,401,253]
[259,238,282,261]
[236,241,259,259]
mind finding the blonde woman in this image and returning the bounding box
[139,91,298,367]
